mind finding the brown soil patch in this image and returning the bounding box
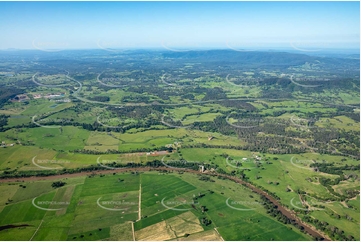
[177,229,222,241]
[135,221,175,241]
[0,167,330,240]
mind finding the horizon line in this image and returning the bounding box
[1,47,360,52]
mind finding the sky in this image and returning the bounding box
[0,1,359,51]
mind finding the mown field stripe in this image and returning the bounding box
[29,219,43,241]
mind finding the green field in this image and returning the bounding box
[0,49,359,241]
[0,171,313,241]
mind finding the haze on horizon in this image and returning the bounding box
[0,1,359,52]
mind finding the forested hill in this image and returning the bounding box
[162,49,360,67]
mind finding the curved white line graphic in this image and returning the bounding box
[226,114,260,129]
[32,73,68,87]
[161,197,191,211]
[290,197,324,211]
[32,115,62,129]
[97,72,128,88]
[160,74,179,87]
[289,115,313,129]
[225,41,260,52]
[160,157,202,170]
[161,115,190,129]
[226,157,255,170]
[226,74,260,88]
[160,74,192,88]
[96,156,124,170]
[290,156,313,170]
[96,197,126,211]
[225,74,261,98]
[289,41,322,53]
[225,198,256,211]
[96,40,125,53]
[32,156,62,170]
[289,74,321,88]
[32,197,64,211]
[161,156,185,170]
[96,115,125,129]
[161,41,195,52]
[32,39,67,52]
[290,197,308,210]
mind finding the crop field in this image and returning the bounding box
[21,101,74,117]
[84,132,120,152]
[0,46,359,241]
[178,148,360,239]
[11,126,89,150]
[0,171,313,241]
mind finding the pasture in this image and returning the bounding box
[0,171,312,241]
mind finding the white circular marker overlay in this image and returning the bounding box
[226,113,261,129]
[226,198,256,211]
[32,156,63,170]
[161,115,191,128]
[161,197,192,211]
[226,157,257,170]
[32,197,66,211]
[96,156,125,170]
[96,197,127,211]
[32,115,62,129]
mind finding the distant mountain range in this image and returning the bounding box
[0,49,359,70]
[161,49,360,67]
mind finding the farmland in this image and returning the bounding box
[0,171,312,241]
[0,49,359,241]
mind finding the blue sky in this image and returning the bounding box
[0,1,359,50]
